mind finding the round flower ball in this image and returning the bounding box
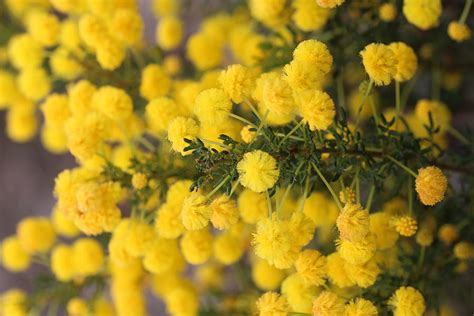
[1,236,31,272]
[403,0,441,30]
[360,43,397,86]
[17,217,56,254]
[448,22,471,42]
[316,0,345,9]
[298,90,336,131]
[389,42,418,82]
[388,286,426,316]
[194,88,232,124]
[379,3,397,22]
[237,150,280,193]
[415,166,448,206]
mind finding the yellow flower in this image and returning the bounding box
[415,166,448,206]
[448,22,471,42]
[336,233,377,265]
[344,259,381,288]
[49,47,84,80]
[416,227,434,246]
[155,202,185,239]
[453,241,474,260]
[6,107,38,143]
[180,229,213,264]
[316,0,345,9]
[132,173,148,190]
[213,232,245,264]
[163,55,182,75]
[186,31,223,71]
[241,125,256,144]
[0,289,28,316]
[360,43,397,86]
[1,236,31,272]
[165,287,199,316]
[156,15,183,50]
[68,80,96,116]
[252,259,286,290]
[256,292,289,316]
[0,71,20,107]
[312,291,345,316]
[297,90,336,131]
[326,252,355,288]
[295,249,327,286]
[389,42,418,82]
[238,189,268,224]
[167,116,199,155]
[237,150,280,193]
[292,0,331,32]
[8,34,44,70]
[181,191,211,230]
[67,298,88,316]
[60,19,81,49]
[369,212,399,249]
[437,224,459,246]
[281,273,320,313]
[112,8,144,46]
[414,99,452,133]
[51,206,79,238]
[17,67,51,101]
[140,64,172,101]
[336,203,370,242]
[73,238,104,276]
[143,238,182,274]
[152,0,180,17]
[339,188,356,205]
[78,14,108,49]
[379,3,397,22]
[303,192,339,227]
[403,0,441,30]
[51,244,76,281]
[26,10,60,47]
[210,195,239,230]
[388,286,425,316]
[95,36,125,71]
[345,298,378,316]
[249,0,288,27]
[41,94,71,130]
[65,113,106,162]
[124,220,155,257]
[258,71,296,117]
[194,88,232,124]
[219,64,256,104]
[393,216,418,237]
[17,217,56,254]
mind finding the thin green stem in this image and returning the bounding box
[448,125,470,145]
[136,136,155,151]
[408,176,413,216]
[386,155,417,178]
[266,190,273,218]
[278,120,304,146]
[201,138,231,150]
[400,76,416,111]
[205,175,231,200]
[311,162,343,211]
[228,180,240,198]
[298,165,312,212]
[366,184,376,212]
[369,96,380,127]
[354,79,374,129]
[229,113,257,128]
[274,133,305,141]
[243,97,263,122]
[460,0,473,23]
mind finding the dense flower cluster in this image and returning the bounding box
[0,0,473,316]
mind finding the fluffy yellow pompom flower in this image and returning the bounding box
[298,90,336,131]
[388,286,425,316]
[213,232,245,264]
[249,0,287,27]
[67,298,88,316]
[312,291,345,316]
[238,189,267,224]
[68,80,96,116]
[167,116,199,155]
[379,3,397,22]
[1,236,31,272]
[65,113,106,162]
[0,71,20,107]
[219,64,256,104]
[281,273,319,313]
[292,0,331,32]
[194,88,232,124]
[345,298,378,316]
[453,241,474,260]
[438,224,459,246]
[187,32,223,71]
[156,16,183,50]
[49,47,84,80]
[17,67,51,101]
[92,86,133,121]
[60,19,81,49]
[339,188,356,205]
[360,43,397,86]
[26,10,60,47]
[337,233,377,265]
[259,72,295,116]
[369,212,399,249]
[403,0,441,30]
[8,34,44,70]
[237,150,280,193]
[181,191,211,230]
[448,22,471,42]
[415,166,448,206]
[344,258,381,288]
[210,195,239,230]
[143,238,181,274]
[155,202,185,239]
[51,207,79,238]
[73,238,104,276]
[123,220,155,257]
[95,36,125,71]
[336,203,370,242]
[180,229,213,264]
[6,107,38,143]
[256,292,289,316]
[414,99,452,133]
[0,289,28,316]
[152,0,180,17]
[132,173,148,190]
[112,9,144,46]
[252,259,286,290]
[17,217,56,254]
[389,42,418,82]
[241,125,256,144]
[78,14,108,49]
[41,94,70,130]
[295,249,327,286]
[140,64,172,101]
[326,252,355,288]
[393,216,417,237]
[51,244,76,281]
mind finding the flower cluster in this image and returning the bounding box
[0,1,473,316]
